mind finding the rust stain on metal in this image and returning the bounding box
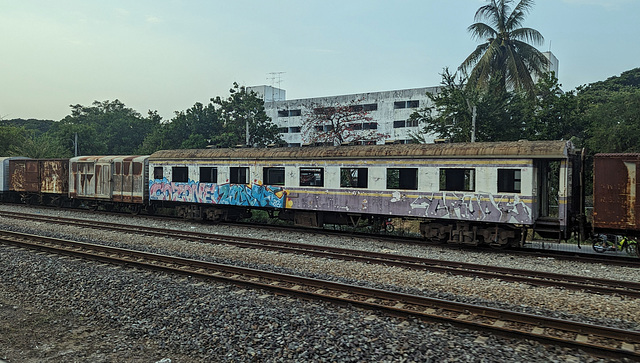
[69,155,148,203]
[150,140,572,161]
[9,159,68,194]
[593,154,640,231]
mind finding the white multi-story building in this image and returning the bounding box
[249,52,557,147]
[249,86,439,146]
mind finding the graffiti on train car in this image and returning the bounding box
[149,178,289,208]
[408,192,532,224]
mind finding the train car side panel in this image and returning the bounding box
[593,154,640,234]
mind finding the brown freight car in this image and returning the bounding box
[592,153,640,236]
[8,158,70,205]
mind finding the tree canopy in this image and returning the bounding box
[460,0,548,95]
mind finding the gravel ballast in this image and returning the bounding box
[0,204,634,362]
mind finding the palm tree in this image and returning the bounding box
[459,0,549,95]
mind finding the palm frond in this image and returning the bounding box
[510,27,544,45]
[467,22,497,41]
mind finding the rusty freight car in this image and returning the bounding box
[8,158,69,205]
[0,157,29,202]
[592,153,640,236]
[69,155,149,212]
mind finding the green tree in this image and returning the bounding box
[460,0,548,96]
[0,126,28,156]
[51,100,158,156]
[583,89,640,153]
[211,83,282,148]
[409,69,527,142]
[410,69,579,144]
[10,133,71,158]
[523,73,581,142]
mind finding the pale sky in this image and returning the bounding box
[1,0,638,121]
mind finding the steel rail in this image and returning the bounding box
[2,211,640,298]
[1,229,639,360]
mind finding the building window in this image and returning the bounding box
[172,167,189,183]
[440,168,475,191]
[288,143,301,147]
[393,120,406,128]
[278,109,301,117]
[395,100,420,109]
[278,127,289,133]
[314,126,324,132]
[363,122,378,130]
[363,103,378,111]
[387,168,418,190]
[407,100,419,108]
[230,167,249,184]
[498,169,522,193]
[349,105,364,112]
[289,126,301,133]
[394,101,406,109]
[200,167,217,183]
[349,123,363,130]
[406,119,419,127]
[300,168,324,187]
[264,167,285,185]
[340,168,368,188]
[154,167,163,180]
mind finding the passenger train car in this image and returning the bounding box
[148,140,581,247]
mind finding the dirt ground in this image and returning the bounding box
[0,284,183,363]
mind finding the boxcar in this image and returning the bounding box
[0,157,29,202]
[69,155,149,210]
[8,158,69,205]
[592,153,640,237]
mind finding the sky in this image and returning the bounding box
[1,0,639,121]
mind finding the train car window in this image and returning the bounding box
[154,167,163,180]
[123,161,131,176]
[340,168,368,188]
[200,167,218,183]
[387,168,418,190]
[439,168,475,191]
[264,167,285,185]
[230,167,249,184]
[133,162,142,175]
[497,169,521,193]
[172,167,189,183]
[300,168,324,187]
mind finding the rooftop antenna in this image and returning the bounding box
[267,72,285,102]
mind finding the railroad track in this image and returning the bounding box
[1,229,638,360]
[4,203,639,265]
[2,210,640,298]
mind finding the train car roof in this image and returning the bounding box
[70,155,149,163]
[149,140,574,161]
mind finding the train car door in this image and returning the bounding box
[95,161,113,199]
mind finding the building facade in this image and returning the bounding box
[249,86,439,147]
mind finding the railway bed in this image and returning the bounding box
[2,229,639,360]
[2,209,640,298]
[4,202,639,265]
